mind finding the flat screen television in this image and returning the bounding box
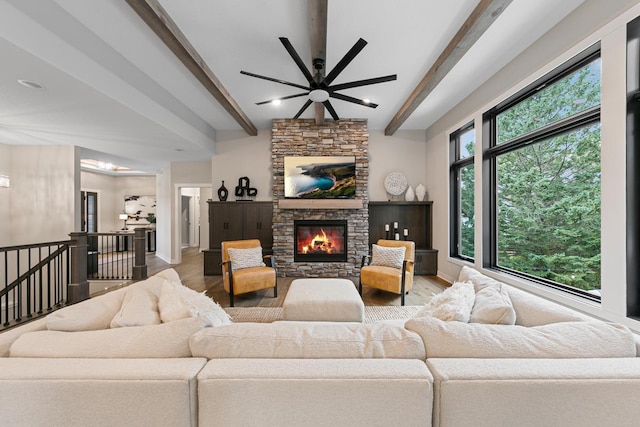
[284,156,356,199]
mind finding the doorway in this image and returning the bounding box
[81,191,98,232]
[181,195,191,248]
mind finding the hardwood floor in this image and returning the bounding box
[148,247,449,308]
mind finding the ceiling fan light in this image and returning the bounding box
[309,89,329,103]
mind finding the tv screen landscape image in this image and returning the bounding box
[284,156,356,199]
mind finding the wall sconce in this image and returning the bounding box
[0,175,10,189]
[119,212,128,230]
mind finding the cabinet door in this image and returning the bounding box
[210,203,243,248]
[243,203,273,250]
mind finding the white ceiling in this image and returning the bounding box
[0,0,584,173]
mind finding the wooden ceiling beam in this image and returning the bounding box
[309,0,327,125]
[125,0,257,136]
[384,0,513,136]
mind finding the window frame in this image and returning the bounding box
[449,121,475,262]
[482,42,602,302]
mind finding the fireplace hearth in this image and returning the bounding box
[294,220,347,262]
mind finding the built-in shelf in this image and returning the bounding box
[278,199,364,209]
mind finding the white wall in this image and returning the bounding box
[424,0,640,332]
[0,143,11,246]
[10,145,78,244]
[368,130,428,201]
[213,130,272,201]
[200,187,211,251]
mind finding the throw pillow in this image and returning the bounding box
[469,283,516,325]
[370,244,405,269]
[414,281,475,322]
[153,268,183,286]
[46,286,128,331]
[158,281,232,327]
[227,246,266,271]
[404,316,637,359]
[110,284,161,328]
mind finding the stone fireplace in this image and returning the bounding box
[294,220,347,263]
[272,118,369,277]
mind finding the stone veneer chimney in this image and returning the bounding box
[272,118,369,277]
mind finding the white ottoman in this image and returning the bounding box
[283,278,365,322]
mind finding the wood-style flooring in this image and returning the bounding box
[147,247,449,308]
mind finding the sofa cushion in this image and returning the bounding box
[189,322,426,359]
[405,316,637,358]
[158,281,232,326]
[46,286,128,331]
[10,317,208,358]
[110,284,161,328]
[414,281,475,322]
[470,283,516,325]
[370,244,405,269]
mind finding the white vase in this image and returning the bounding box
[405,185,415,201]
[415,184,426,201]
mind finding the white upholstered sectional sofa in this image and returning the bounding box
[0,267,639,427]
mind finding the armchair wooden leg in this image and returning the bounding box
[273,282,278,298]
[229,292,234,308]
[358,279,363,296]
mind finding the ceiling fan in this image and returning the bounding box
[240,37,397,120]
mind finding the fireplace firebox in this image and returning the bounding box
[294,220,347,262]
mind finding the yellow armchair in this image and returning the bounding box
[221,239,277,307]
[359,239,415,306]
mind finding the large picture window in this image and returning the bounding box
[450,122,475,261]
[483,44,601,300]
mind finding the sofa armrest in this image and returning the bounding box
[0,358,207,426]
[0,317,48,357]
[427,358,640,427]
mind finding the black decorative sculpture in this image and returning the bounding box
[217,180,229,201]
[234,177,257,200]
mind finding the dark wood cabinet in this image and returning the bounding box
[204,201,273,275]
[368,202,438,275]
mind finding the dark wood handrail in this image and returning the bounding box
[0,244,69,299]
[0,239,72,253]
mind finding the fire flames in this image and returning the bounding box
[301,228,337,254]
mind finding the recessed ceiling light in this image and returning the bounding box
[362,98,371,104]
[17,79,45,90]
[272,99,282,106]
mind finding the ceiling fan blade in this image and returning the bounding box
[293,99,313,119]
[323,100,340,121]
[329,74,397,91]
[330,92,378,108]
[324,38,368,85]
[240,71,311,91]
[279,37,314,84]
[255,92,309,105]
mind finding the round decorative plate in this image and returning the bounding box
[384,172,408,196]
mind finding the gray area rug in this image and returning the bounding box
[224,305,421,323]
